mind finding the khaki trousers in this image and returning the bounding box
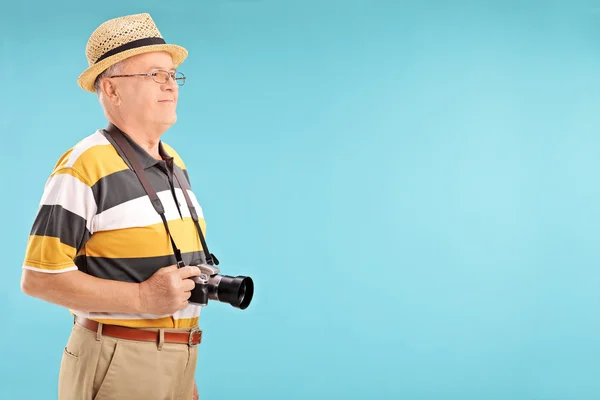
[58,320,198,400]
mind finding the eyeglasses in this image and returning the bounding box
[108,70,186,86]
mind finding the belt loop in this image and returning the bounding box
[157,329,164,351]
[96,322,103,341]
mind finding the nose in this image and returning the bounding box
[163,73,179,91]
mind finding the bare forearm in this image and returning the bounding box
[21,269,142,314]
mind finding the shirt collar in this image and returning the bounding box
[103,123,174,170]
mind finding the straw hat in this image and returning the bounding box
[78,13,188,92]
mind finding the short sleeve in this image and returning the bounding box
[22,167,97,273]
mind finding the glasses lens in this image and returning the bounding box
[153,71,170,84]
[175,72,186,86]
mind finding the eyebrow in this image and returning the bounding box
[148,66,176,72]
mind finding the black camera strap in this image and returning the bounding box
[171,166,219,266]
[104,123,219,267]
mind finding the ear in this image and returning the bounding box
[101,78,121,106]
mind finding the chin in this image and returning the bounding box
[161,114,178,126]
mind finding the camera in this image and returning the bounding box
[188,264,254,310]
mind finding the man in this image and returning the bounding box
[20,13,206,400]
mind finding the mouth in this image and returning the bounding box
[158,100,175,103]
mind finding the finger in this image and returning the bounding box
[182,279,196,291]
[178,266,202,279]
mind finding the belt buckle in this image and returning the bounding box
[188,327,202,347]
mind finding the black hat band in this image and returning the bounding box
[95,37,167,64]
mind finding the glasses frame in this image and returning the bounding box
[108,70,186,86]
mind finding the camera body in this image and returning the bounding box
[188,264,254,310]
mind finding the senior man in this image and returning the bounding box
[20,13,211,400]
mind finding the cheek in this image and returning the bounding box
[124,88,157,111]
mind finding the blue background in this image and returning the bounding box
[2,0,600,398]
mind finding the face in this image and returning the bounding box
[106,51,180,129]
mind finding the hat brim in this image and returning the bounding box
[78,43,188,92]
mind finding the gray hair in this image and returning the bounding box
[94,61,126,97]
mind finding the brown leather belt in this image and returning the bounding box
[75,317,202,346]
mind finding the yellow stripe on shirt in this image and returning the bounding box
[71,313,200,329]
[70,144,129,186]
[85,217,205,259]
[23,235,78,270]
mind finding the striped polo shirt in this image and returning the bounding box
[22,128,208,328]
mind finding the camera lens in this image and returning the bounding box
[217,275,254,309]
